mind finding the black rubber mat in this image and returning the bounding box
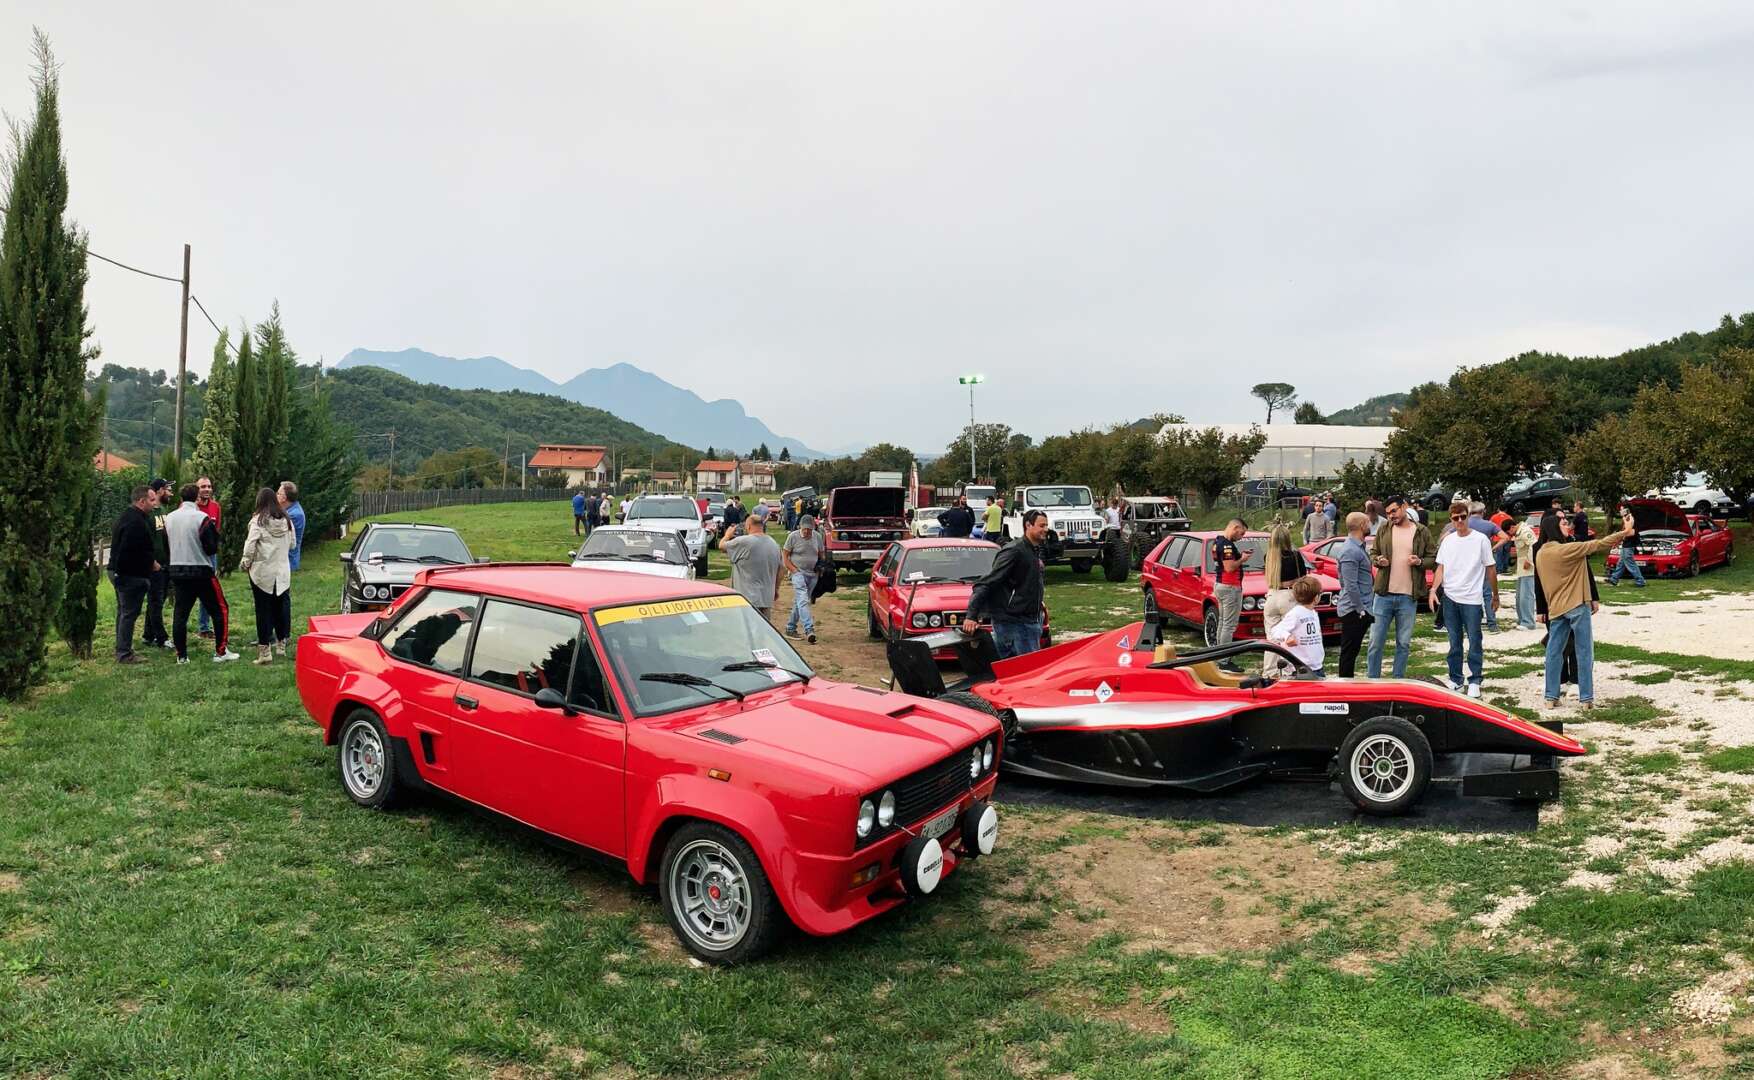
[994,775,1540,833]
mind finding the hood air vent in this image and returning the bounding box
[698,728,745,745]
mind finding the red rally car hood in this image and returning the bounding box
[892,580,973,607]
[674,681,996,789]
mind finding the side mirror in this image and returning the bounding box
[338,552,354,563]
[566,550,577,560]
[533,687,572,713]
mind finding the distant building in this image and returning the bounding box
[94,450,136,474]
[740,461,777,492]
[1157,423,1391,483]
[621,467,684,492]
[529,444,609,487]
[695,459,740,491]
[649,470,683,492]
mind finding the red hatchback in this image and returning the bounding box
[866,539,1051,656]
[1142,531,1342,646]
[295,565,1002,964]
[1606,498,1734,578]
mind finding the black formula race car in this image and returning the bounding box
[889,611,1585,816]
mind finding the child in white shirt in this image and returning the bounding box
[1270,575,1326,676]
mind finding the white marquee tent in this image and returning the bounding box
[1157,423,1392,482]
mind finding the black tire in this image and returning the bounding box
[1202,603,1221,647]
[1102,534,1130,582]
[1695,500,1712,517]
[1336,716,1433,816]
[1129,536,1147,571]
[695,550,710,577]
[340,590,352,615]
[1070,558,1093,574]
[940,690,998,718]
[336,709,405,810]
[867,598,883,639]
[1688,552,1700,578]
[658,821,785,965]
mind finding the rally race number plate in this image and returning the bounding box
[922,806,957,840]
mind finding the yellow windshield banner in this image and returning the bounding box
[593,594,750,627]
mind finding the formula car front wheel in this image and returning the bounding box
[1337,716,1432,816]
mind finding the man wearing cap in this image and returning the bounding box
[781,514,827,644]
[143,479,176,649]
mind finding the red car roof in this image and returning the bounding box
[412,564,734,613]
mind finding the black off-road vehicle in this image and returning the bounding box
[1120,496,1192,571]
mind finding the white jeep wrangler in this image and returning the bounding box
[1002,484,1105,572]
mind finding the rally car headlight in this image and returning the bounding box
[1242,597,1258,611]
[969,745,983,779]
[982,739,995,771]
[911,613,928,628]
[856,799,876,838]
[877,790,896,827]
[363,584,382,600]
[928,613,943,627]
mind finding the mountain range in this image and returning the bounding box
[337,348,831,460]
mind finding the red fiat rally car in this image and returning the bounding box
[1142,531,1341,646]
[866,539,1051,657]
[1605,498,1733,578]
[294,565,1002,963]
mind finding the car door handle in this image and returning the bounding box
[454,694,478,710]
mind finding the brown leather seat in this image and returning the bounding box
[1156,639,1248,689]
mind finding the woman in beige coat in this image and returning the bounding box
[1261,522,1301,675]
[239,487,295,664]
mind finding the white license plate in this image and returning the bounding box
[857,550,881,558]
[921,806,957,840]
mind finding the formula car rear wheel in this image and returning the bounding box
[1338,717,1432,816]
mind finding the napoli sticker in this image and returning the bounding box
[1069,688,1097,698]
[1118,652,1133,667]
[1117,634,1131,650]
[1095,681,1114,703]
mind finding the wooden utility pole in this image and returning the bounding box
[387,430,397,489]
[502,433,511,488]
[173,243,190,462]
[520,453,527,490]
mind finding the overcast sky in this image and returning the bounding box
[11,2,1754,454]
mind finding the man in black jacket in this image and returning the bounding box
[143,478,174,649]
[939,496,976,539]
[108,485,159,664]
[963,509,1049,658]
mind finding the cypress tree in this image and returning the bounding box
[255,302,292,480]
[188,331,237,497]
[0,33,101,695]
[222,331,259,573]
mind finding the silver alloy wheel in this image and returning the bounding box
[341,719,385,799]
[669,838,752,953]
[1349,733,1414,803]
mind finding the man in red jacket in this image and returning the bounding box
[195,476,222,638]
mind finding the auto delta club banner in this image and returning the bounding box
[593,593,751,626]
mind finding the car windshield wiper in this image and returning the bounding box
[576,551,629,559]
[639,671,746,702]
[416,554,465,563]
[371,554,419,563]
[722,660,813,685]
[901,575,958,585]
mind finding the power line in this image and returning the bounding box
[84,248,182,284]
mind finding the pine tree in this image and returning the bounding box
[0,33,101,695]
[254,302,293,479]
[778,446,791,462]
[188,331,237,506]
[281,375,357,542]
[223,330,260,573]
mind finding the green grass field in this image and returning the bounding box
[3,501,1752,1077]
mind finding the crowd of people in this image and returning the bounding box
[108,478,306,667]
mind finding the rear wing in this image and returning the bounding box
[886,629,1001,697]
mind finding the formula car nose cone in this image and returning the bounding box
[960,801,998,857]
[900,835,944,896]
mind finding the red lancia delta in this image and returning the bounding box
[866,538,1051,656]
[295,565,1002,963]
[1140,530,1342,646]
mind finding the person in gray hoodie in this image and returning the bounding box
[239,487,295,664]
[166,483,239,663]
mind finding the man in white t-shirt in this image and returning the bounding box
[1432,502,1497,696]
[1269,575,1326,676]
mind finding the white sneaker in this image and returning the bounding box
[1467,683,1482,699]
[214,650,240,663]
[176,657,189,666]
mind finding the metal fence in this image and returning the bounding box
[348,486,571,522]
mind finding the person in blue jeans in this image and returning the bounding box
[1432,505,1497,697]
[279,482,306,571]
[964,510,1049,659]
[781,515,826,644]
[1366,497,1432,678]
[1537,511,1633,708]
[1606,525,1646,587]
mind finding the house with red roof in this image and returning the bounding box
[529,444,609,488]
[694,459,740,491]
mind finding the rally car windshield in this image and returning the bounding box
[628,498,700,522]
[898,546,996,583]
[594,597,814,716]
[358,528,471,564]
[578,530,689,565]
[1025,486,1093,508]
